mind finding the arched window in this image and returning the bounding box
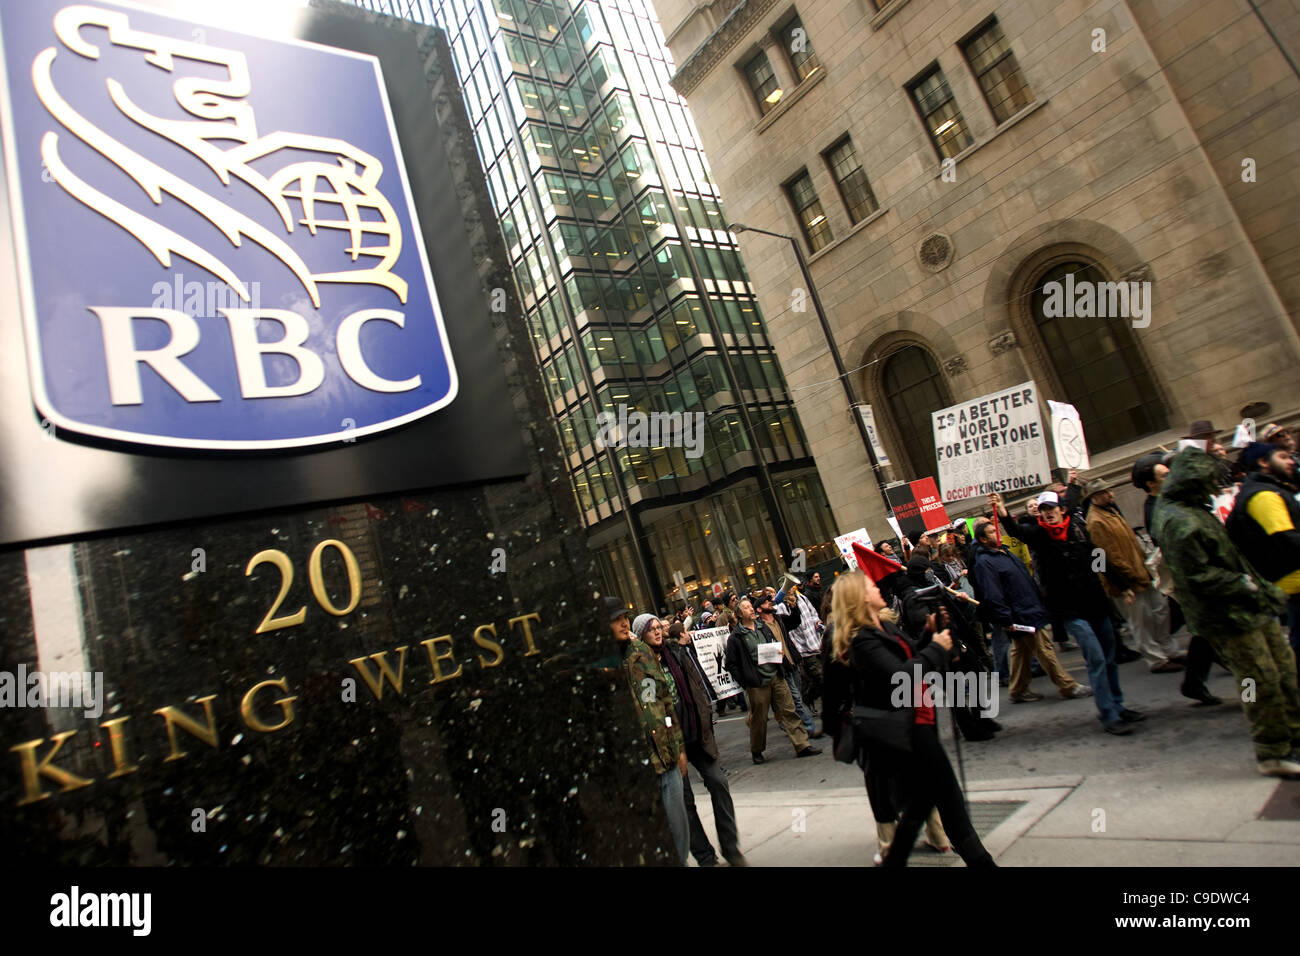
[1030,261,1167,452]
[882,345,951,478]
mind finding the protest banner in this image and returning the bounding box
[834,528,873,568]
[1048,399,1090,470]
[690,626,743,701]
[932,381,1051,504]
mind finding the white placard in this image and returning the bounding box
[885,515,903,542]
[757,642,784,665]
[1047,400,1090,470]
[932,381,1051,504]
[856,405,891,466]
[834,528,873,568]
[689,626,742,700]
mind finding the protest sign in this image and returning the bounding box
[1048,400,1090,470]
[885,478,951,540]
[690,626,743,700]
[834,528,873,568]
[932,381,1051,503]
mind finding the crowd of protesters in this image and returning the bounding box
[603,419,1300,865]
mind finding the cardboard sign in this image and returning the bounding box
[690,626,742,700]
[932,381,1051,503]
[886,478,951,541]
[834,528,873,568]
[1048,400,1091,470]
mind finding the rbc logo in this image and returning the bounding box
[0,1,457,448]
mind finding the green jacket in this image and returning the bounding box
[620,637,684,775]
[1151,448,1286,636]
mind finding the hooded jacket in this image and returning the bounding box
[1151,448,1286,636]
[970,541,1052,630]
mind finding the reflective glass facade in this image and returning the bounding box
[356,0,837,607]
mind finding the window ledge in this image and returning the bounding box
[754,69,826,135]
[806,206,890,265]
[870,0,913,31]
[931,99,1049,179]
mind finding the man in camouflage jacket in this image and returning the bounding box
[1152,448,1300,777]
[605,598,688,863]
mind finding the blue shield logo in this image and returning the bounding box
[0,1,458,448]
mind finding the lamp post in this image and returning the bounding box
[729,222,893,516]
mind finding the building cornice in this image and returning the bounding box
[670,0,779,97]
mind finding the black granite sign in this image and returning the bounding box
[0,3,671,866]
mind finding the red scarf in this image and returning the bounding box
[1038,512,1070,541]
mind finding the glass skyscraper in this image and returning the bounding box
[355,0,838,609]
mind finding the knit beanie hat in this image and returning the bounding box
[631,613,657,638]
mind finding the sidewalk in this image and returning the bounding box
[693,639,1300,866]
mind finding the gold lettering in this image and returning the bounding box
[240,678,298,733]
[154,695,219,762]
[10,731,94,806]
[99,717,138,779]
[472,624,505,669]
[508,612,543,657]
[420,635,464,684]
[348,647,409,699]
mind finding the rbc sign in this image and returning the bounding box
[0,1,458,449]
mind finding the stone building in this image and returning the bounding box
[656,0,1300,530]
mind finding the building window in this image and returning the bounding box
[1030,261,1168,452]
[779,15,820,82]
[785,171,833,253]
[743,50,784,114]
[961,18,1033,123]
[881,345,951,478]
[909,66,974,160]
[823,137,878,224]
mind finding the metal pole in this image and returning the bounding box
[732,224,893,516]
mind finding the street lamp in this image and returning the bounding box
[729,222,893,516]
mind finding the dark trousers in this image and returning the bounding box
[683,742,741,865]
[881,725,995,869]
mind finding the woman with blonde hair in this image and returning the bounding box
[822,571,995,868]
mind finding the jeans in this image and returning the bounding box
[990,626,1010,680]
[683,742,741,865]
[658,767,690,865]
[1064,616,1125,724]
[787,669,816,735]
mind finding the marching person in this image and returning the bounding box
[992,487,1142,735]
[1083,478,1183,673]
[606,599,688,864]
[640,616,746,867]
[725,598,821,763]
[757,591,819,738]
[970,513,1091,706]
[1155,447,1300,777]
[824,570,995,868]
[776,579,825,717]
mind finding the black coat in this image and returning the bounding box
[1227,471,1300,587]
[724,621,788,689]
[822,620,954,746]
[664,642,719,759]
[1013,509,1111,621]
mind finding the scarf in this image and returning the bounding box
[656,645,699,744]
[1038,512,1070,541]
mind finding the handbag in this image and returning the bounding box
[850,704,914,754]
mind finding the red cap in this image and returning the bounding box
[852,541,905,582]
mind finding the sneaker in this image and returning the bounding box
[1258,757,1300,778]
[1062,684,1092,699]
[796,746,823,757]
[751,751,766,765]
[1119,708,1146,723]
[1010,691,1045,703]
[1103,720,1133,735]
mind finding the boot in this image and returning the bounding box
[924,809,950,852]
[874,821,896,865]
[955,832,996,868]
